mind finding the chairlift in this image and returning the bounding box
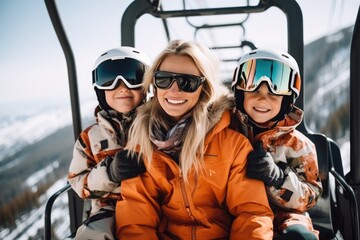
[44,0,360,239]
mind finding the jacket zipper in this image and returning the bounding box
[179,173,197,240]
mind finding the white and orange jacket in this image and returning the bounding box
[68,108,129,215]
[232,106,323,212]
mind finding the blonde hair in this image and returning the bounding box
[127,40,229,182]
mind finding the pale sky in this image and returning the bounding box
[1,0,359,117]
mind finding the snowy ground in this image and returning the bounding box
[0,178,70,240]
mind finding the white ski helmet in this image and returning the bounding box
[92,47,150,110]
[92,46,151,71]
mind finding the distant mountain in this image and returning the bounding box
[304,25,353,85]
[0,100,97,163]
[0,107,72,163]
[0,100,96,239]
[304,25,353,141]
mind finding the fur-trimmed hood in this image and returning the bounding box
[206,93,236,133]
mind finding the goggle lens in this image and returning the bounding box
[153,71,205,93]
[92,58,146,90]
[233,59,298,96]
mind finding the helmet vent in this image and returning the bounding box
[281,53,290,59]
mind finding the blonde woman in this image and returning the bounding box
[115,40,274,239]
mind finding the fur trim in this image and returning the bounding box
[206,93,235,131]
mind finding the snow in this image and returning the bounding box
[0,100,96,240]
[0,100,96,162]
[25,161,60,188]
[0,178,70,240]
[0,107,72,161]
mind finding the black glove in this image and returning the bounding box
[107,150,146,183]
[246,142,287,189]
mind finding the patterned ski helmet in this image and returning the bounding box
[232,48,301,120]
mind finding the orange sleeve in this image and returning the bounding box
[226,133,274,239]
[115,172,161,239]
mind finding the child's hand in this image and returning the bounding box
[107,150,146,183]
[246,142,286,189]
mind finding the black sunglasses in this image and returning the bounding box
[153,71,206,93]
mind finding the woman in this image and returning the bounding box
[115,40,274,239]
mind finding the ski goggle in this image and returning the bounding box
[153,71,206,93]
[231,58,300,97]
[92,58,146,90]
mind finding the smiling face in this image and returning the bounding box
[105,81,143,113]
[156,55,203,121]
[243,83,283,123]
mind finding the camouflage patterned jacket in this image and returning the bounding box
[232,106,323,212]
[68,107,135,215]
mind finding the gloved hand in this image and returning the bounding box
[246,142,287,189]
[107,150,146,183]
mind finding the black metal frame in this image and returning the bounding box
[44,0,83,237]
[350,5,360,186]
[43,0,360,239]
[121,0,305,127]
[44,184,72,239]
[349,4,360,240]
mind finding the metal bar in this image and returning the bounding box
[350,5,360,184]
[121,0,305,132]
[121,0,154,46]
[159,5,171,42]
[44,0,84,236]
[121,0,270,46]
[271,0,305,132]
[328,138,360,239]
[331,169,360,239]
[150,5,267,18]
[44,184,71,240]
[349,7,360,239]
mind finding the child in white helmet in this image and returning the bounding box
[231,48,323,240]
[68,46,150,239]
